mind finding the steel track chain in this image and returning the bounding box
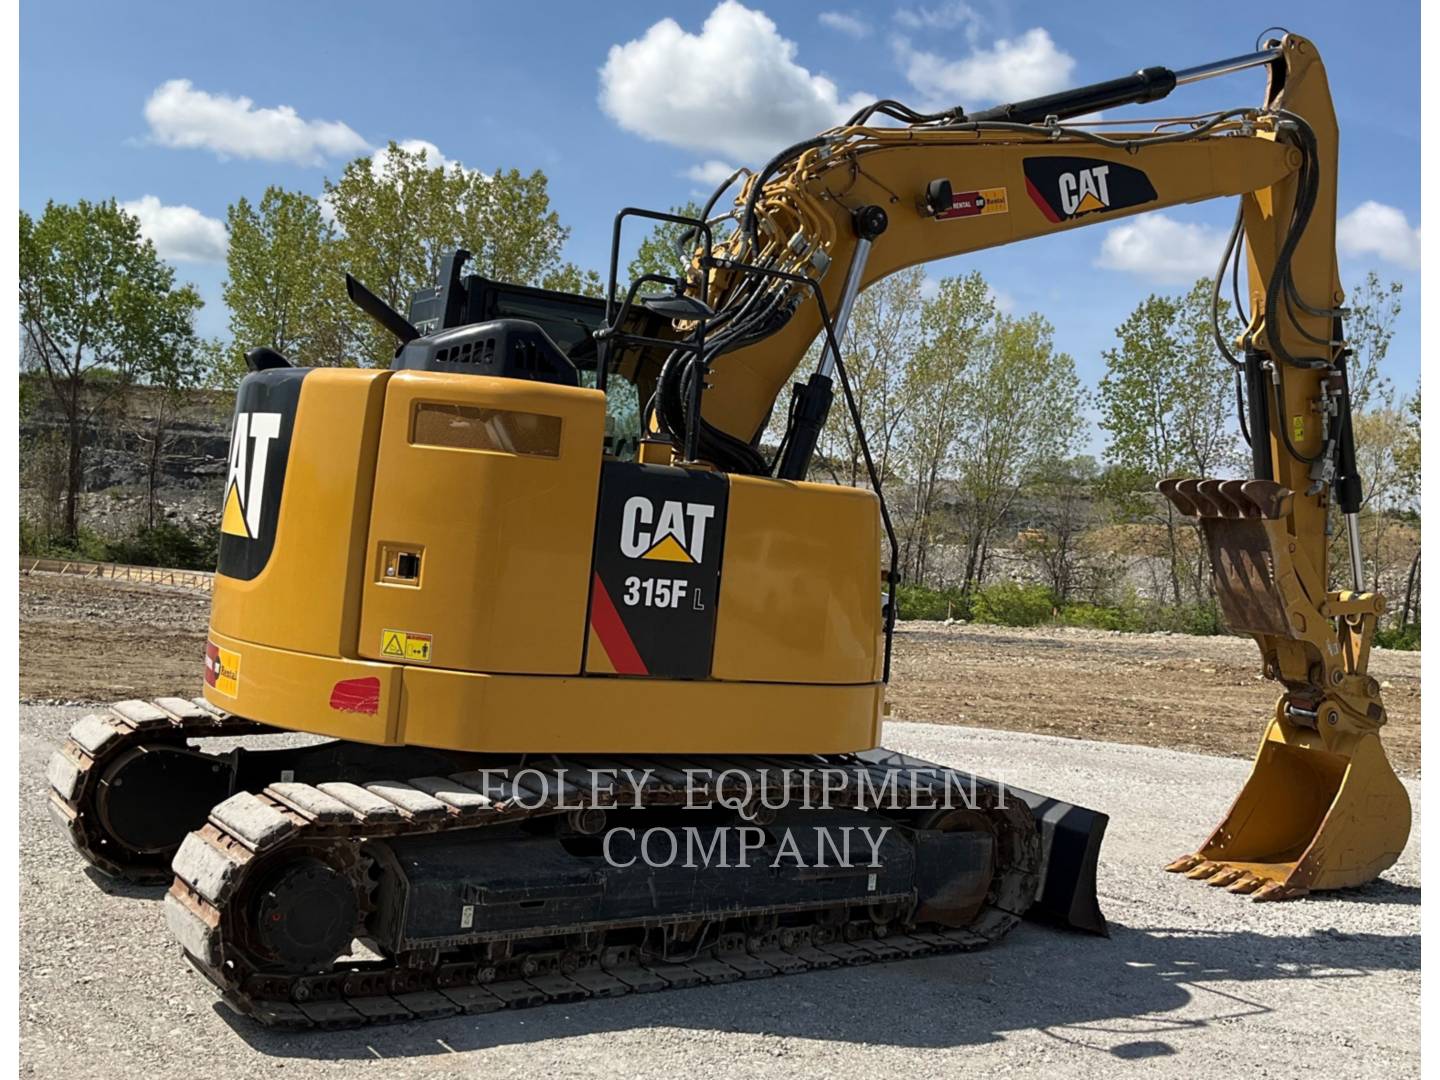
[167,753,1040,1029]
[47,700,1042,1030]
[46,698,270,880]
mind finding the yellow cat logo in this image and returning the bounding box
[619,497,715,564]
[1058,165,1111,217]
[220,412,282,540]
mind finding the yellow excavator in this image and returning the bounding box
[48,31,1409,1028]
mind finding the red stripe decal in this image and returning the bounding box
[330,676,381,715]
[1025,176,1061,223]
[589,572,649,675]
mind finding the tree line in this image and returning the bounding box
[812,263,1417,642]
[17,151,1420,643]
[19,143,598,554]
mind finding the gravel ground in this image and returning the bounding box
[20,709,1419,1079]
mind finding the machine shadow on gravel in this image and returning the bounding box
[1308,880,1421,906]
[216,922,1419,1061]
[81,866,168,900]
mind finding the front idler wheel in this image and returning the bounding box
[249,856,360,974]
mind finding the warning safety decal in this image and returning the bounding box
[380,628,434,663]
[204,640,241,697]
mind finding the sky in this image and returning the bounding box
[20,0,1421,410]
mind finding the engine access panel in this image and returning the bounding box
[356,369,881,687]
[358,370,606,675]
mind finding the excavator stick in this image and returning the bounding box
[1157,477,1410,900]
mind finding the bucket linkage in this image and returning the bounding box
[1157,477,1410,900]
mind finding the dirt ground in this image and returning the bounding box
[19,573,213,703]
[18,570,1421,773]
[889,622,1420,774]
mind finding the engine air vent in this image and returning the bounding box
[392,319,577,387]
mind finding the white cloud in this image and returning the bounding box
[1336,200,1420,270]
[369,138,478,179]
[1094,213,1227,284]
[987,285,1016,313]
[898,27,1075,106]
[894,2,982,35]
[143,79,370,166]
[599,1,871,162]
[119,195,228,263]
[684,159,737,186]
[818,11,869,38]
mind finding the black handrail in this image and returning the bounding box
[599,208,714,396]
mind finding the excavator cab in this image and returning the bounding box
[403,250,652,461]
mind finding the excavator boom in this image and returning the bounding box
[625,31,1404,900]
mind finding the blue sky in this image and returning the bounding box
[20,0,1420,407]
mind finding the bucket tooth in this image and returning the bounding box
[1207,867,1244,887]
[1251,881,1306,902]
[1227,873,1262,894]
[1165,853,1204,873]
[1185,861,1221,880]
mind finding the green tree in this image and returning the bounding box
[1350,401,1418,596]
[19,199,202,537]
[1343,271,1403,411]
[1325,274,1408,595]
[815,266,927,488]
[541,262,605,298]
[895,272,994,583]
[125,337,223,528]
[1395,392,1420,502]
[953,312,1083,593]
[467,167,572,284]
[223,187,346,374]
[324,144,576,365]
[1023,455,1103,605]
[1098,279,1241,604]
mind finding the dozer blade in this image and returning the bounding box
[1011,783,1109,933]
[1158,476,1412,900]
[1167,716,1411,899]
[858,748,1108,934]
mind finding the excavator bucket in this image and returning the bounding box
[1165,714,1410,899]
[1157,477,1411,900]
